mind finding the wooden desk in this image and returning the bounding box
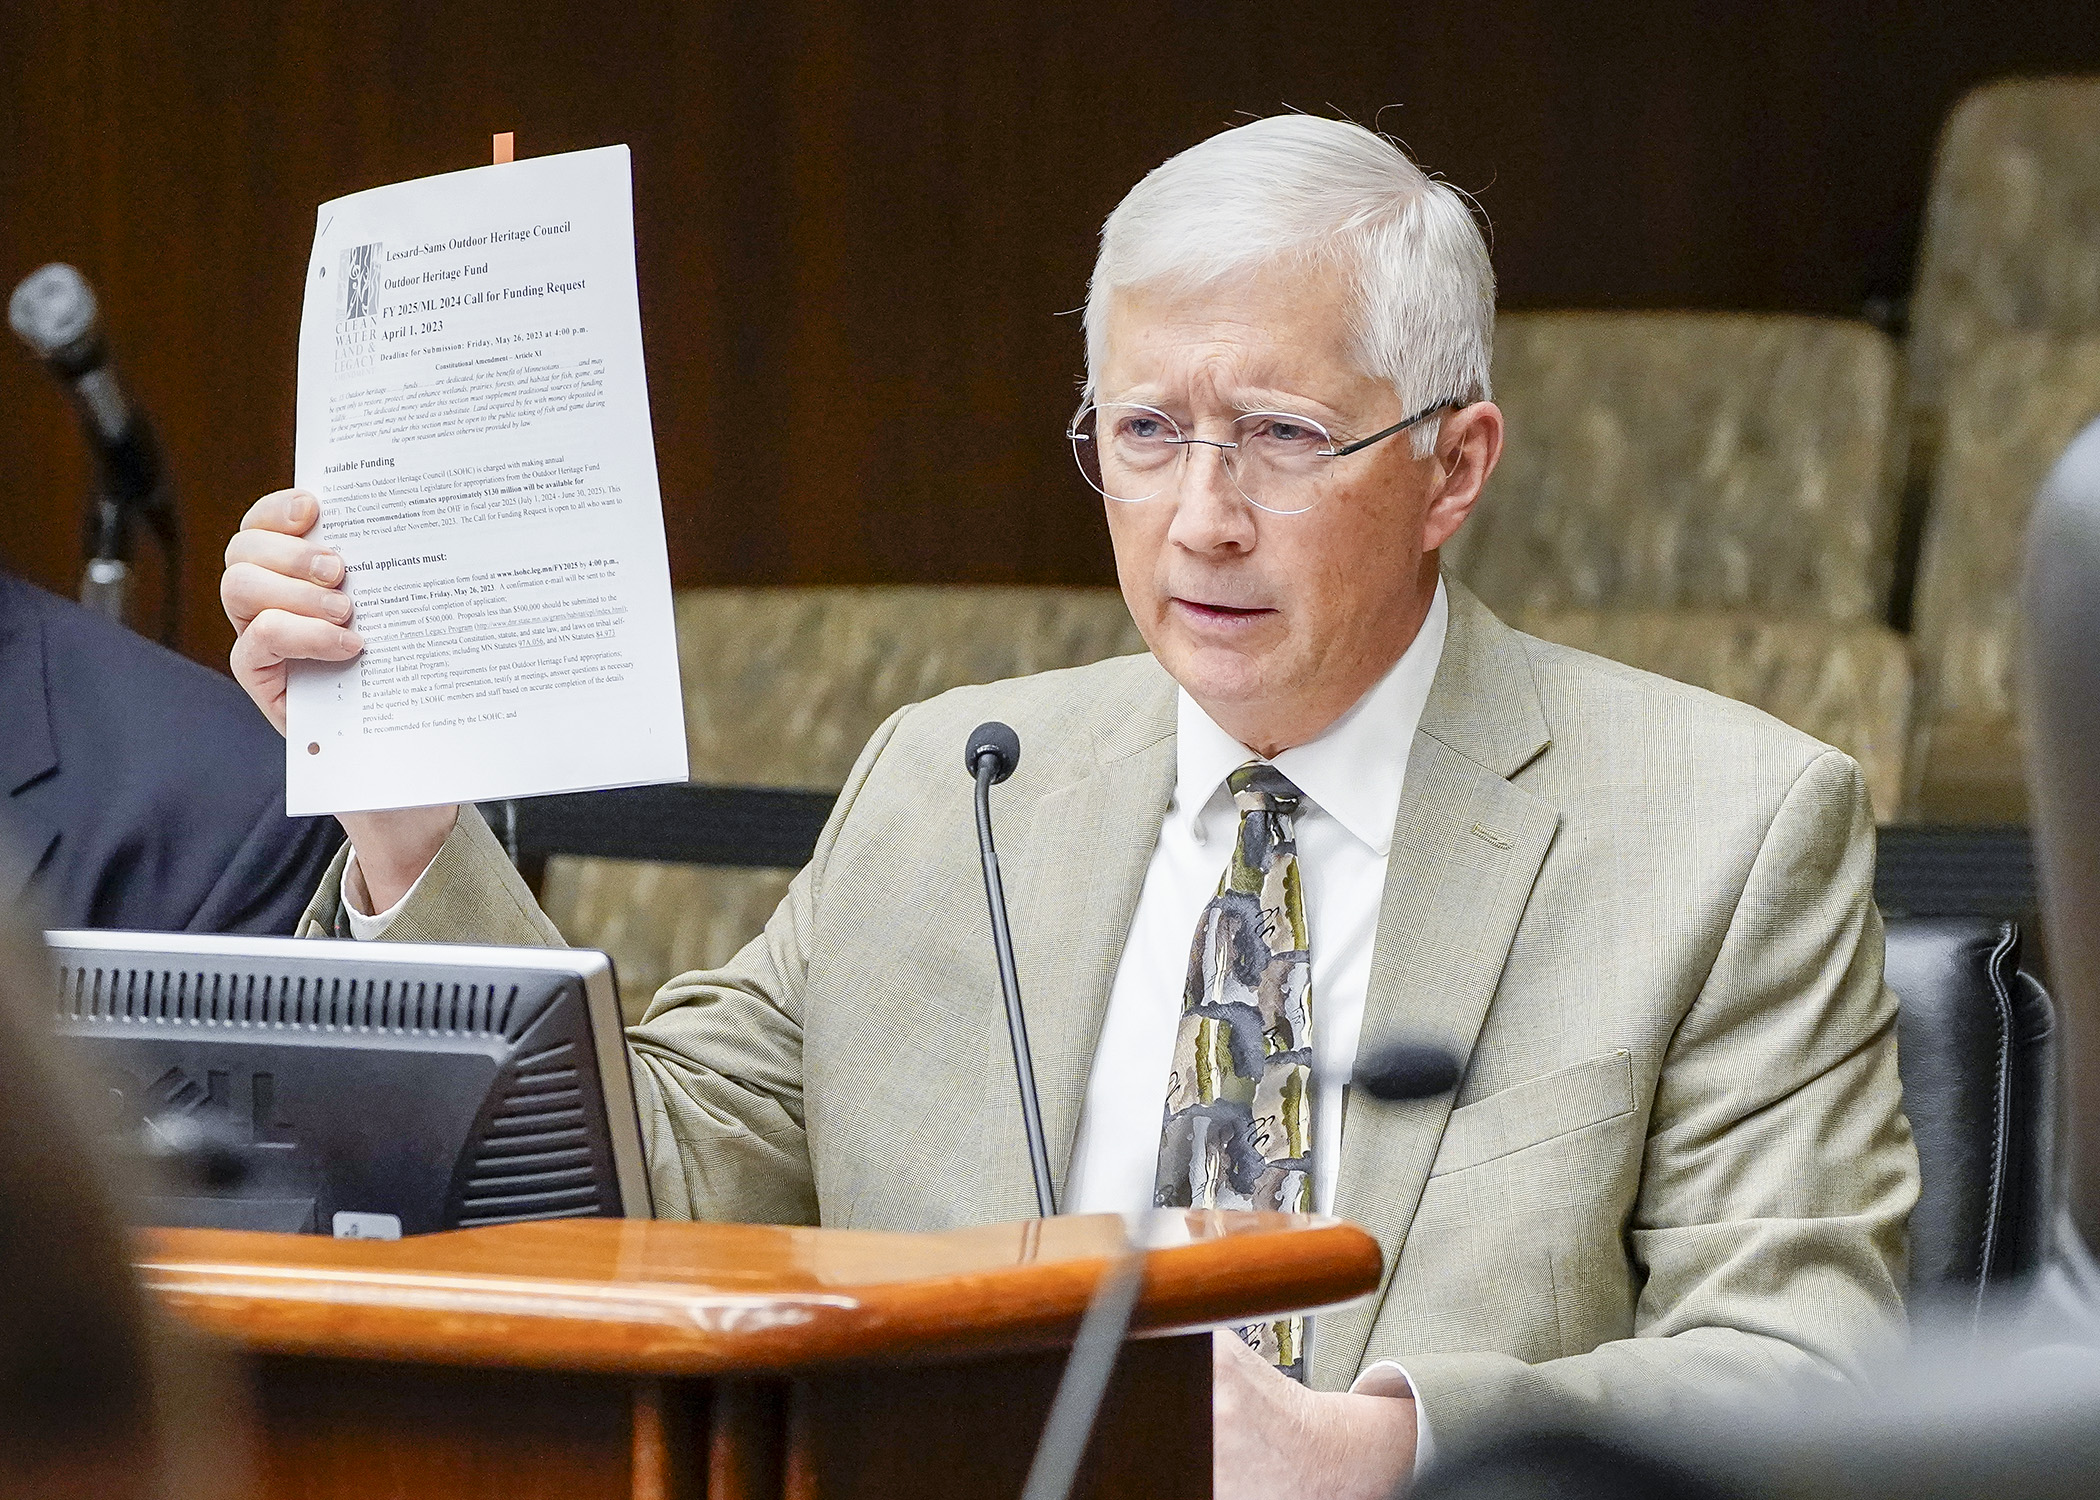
[138,1211,1380,1500]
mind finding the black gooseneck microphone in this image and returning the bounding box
[1020,1039,1466,1500]
[8,262,179,642]
[965,720,1057,1218]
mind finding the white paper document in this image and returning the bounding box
[286,145,687,815]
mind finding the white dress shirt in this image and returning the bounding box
[1064,578,1448,1455]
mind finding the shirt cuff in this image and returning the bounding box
[1350,1359,1434,1473]
[341,848,432,940]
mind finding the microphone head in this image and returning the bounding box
[1354,1041,1462,1102]
[9,262,104,373]
[964,721,1022,784]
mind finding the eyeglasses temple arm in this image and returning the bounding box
[1327,398,1464,458]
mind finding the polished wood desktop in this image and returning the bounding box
[135,1210,1381,1500]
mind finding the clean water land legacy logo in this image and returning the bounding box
[340,241,381,320]
[334,240,383,374]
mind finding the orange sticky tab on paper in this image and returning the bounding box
[493,132,514,165]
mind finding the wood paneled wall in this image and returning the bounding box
[2,1,2096,666]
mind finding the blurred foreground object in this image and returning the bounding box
[1413,1344,2100,1500]
[2023,416,2100,1251]
[0,570,343,934]
[0,898,249,1497]
[7,263,178,644]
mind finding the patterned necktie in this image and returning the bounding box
[1155,761,1314,1380]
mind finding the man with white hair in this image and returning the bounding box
[220,116,1915,1494]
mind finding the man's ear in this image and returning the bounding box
[1421,401,1504,553]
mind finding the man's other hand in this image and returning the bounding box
[221,488,456,912]
[1213,1330,1416,1500]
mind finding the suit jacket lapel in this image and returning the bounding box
[1315,582,1561,1389]
[1005,658,1178,1206]
[0,590,60,909]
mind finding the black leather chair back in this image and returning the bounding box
[1889,916,2054,1314]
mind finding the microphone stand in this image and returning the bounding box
[78,480,179,645]
[972,740,1057,1218]
[78,492,133,625]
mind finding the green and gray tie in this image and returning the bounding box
[1154,761,1314,1380]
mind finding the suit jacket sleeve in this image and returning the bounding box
[624,708,909,1226]
[295,805,565,946]
[1397,749,1918,1454]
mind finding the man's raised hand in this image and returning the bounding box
[222,489,361,734]
[220,489,456,914]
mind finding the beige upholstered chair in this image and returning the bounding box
[539,586,1146,1015]
[1515,610,1912,823]
[1908,78,2100,453]
[1450,311,1905,621]
[1908,335,2100,822]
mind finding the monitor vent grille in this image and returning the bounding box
[456,1041,604,1225]
[54,964,528,1038]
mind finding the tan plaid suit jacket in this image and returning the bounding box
[298,580,1917,1452]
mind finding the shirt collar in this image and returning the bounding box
[1170,577,1449,859]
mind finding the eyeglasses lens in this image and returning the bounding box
[1072,403,1180,502]
[1230,413,1336,514]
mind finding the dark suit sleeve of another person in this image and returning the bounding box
[0,572,343,934]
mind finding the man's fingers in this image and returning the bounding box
[227,607,359,736]
[232,608,363,677]
[222,523,348,634]
[238,488,322,537]
[222,559,354,633]
[224,521,342,580]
